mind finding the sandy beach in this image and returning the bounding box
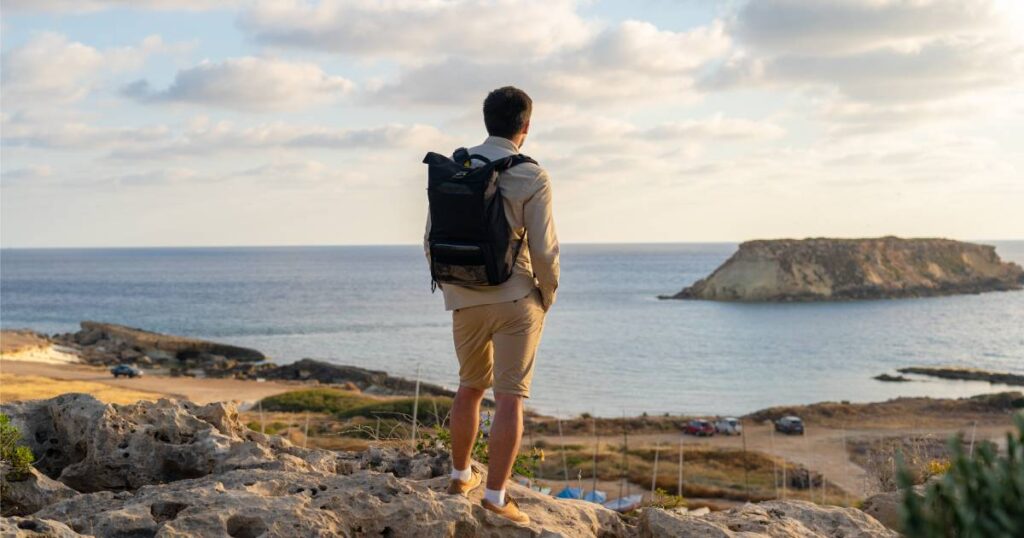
[0,354,297,406]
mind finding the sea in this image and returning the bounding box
[2,242,1022,417]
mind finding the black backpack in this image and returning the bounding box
[423,147,537,289]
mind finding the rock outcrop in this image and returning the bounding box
[262,358,457,398]
[53,321,267,375]
[897,367,1024,387]
[665,237,1024,302]
[639,500,898,537]
[1,394,895,537]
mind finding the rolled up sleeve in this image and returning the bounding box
[524,171,560,310]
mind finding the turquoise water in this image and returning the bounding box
[2,242,1022,416]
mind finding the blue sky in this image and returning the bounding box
[2,0,1022,247]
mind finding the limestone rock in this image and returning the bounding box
[1,466,78,517]
[638,500,898,537]
[0,394,338,493]
[666,237,1024,302]
[0,517,86,538]
[34,469,629,538]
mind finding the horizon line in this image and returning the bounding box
[2,237,1024,251]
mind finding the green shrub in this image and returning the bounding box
[336,396,453,426]
[259,388,376,414]
[1,414,35,481]
[900,414,1024,538]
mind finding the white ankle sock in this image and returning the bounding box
[484,488,506,507]
[450,466,472,482]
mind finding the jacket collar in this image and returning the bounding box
[483,135,519,153]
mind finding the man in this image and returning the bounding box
[425,86,559,524]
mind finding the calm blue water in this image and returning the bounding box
[2,243,1022,416]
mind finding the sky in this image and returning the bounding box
[1,0,1022,248]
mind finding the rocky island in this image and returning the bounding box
[664,237,1024,302]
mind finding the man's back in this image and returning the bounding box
[425,135,559,312]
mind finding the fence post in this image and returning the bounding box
[558,415,569,486]
[258,400,265,435]
[741,419,750,500]
[411,365,421,451]
[770,425,779,498]
[651,444,660,498]
[677,436,684,497]
[303,411,310,449]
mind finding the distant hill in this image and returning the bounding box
[664,237,1024,302]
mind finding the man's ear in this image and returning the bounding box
[522,119,530,135]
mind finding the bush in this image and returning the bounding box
[259,388,375,414]
[1,414,35,481]
[901,414,1024,538]
[336,396,453,426]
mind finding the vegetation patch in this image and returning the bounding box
[259,388,378,414]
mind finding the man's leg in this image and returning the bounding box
[450,385,486,471]
[485,392,524,491]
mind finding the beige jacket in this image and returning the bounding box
[425,136,560,312]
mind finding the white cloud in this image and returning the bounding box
[703,0,1024,132]
[2,165,54,185]
[238,0,594,61]
[3,0,240,12]
[123,57,354,111]
[370,20,729,105]
[730,0,1002,55]
[2,115,451,159]
[2,33,190,106]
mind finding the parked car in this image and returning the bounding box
[683,419,715,436]
[714,417,743,435]
[774,416,804,435]
[111,364,142,378]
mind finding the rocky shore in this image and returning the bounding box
[897,367,1024,387]
[1,394,898,537]
[664,236,1024,302]
[46,322,456,398]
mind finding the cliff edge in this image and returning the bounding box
[666,237,1023,302]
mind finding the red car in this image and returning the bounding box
[683,419,715,437]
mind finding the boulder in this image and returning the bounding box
[639,500,898,537]
[0,517,85,538]
[0,394,338,493]
[1,466,78,517]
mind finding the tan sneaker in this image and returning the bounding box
[446,469,482,496]
[481,495,530,525]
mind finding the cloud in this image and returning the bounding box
[730,0,1001,55]
[370,20,729,105]
[2,165,54,185]
[2,33,190,106]
[123,57,354,111]
[703,0,1024,132]
[3,0,240,12]
[2,115,450,159]
[238,0,594,61]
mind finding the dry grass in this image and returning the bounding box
[0,373,161,404]
[0,330,50,354]
[743,392,1024,428]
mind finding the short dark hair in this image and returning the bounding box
[483,86,532,139]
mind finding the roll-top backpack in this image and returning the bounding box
[423,147,537,289]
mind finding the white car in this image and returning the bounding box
[714,417,743,435]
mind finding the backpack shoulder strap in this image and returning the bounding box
[494,154,537,172]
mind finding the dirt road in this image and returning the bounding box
[0,359,297,407]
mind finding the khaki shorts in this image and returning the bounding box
[451,289,546,397]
